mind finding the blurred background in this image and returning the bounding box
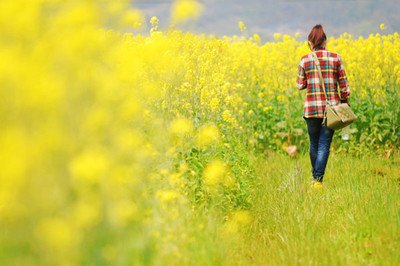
[133,0,399,40]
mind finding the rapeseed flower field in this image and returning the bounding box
[0,0,399,265]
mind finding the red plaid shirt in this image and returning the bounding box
[296,47,350,118]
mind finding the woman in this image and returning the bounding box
[296,24,350,189]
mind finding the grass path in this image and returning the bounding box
[226,153,400,265]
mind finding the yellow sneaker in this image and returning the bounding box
[311,181,324,190]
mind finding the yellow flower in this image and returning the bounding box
[238,21,247,32]
[69,149,110,185]
[121,9,144,28]
[273,33,281,40]
[168,172,184,187]
[196,124,220,147]
[170,118,193,135]
[232,209,253,225]
[209,97,220,112]
[150,16,159,26]
[203,159,227,186]
[221,210,253,235]
[156,189,180,203]
[222,110,238,127]
[277,95,285,102]
[171,0,203,24]
[380,23,386,30]
[253,33,261,44]
[150,16,160,33]
[263,106,273,112]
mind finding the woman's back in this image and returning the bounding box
[297,47,350,118]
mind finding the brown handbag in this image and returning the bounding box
[311,52,357,130]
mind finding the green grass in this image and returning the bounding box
[223,153,400,265]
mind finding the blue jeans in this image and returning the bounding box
[304,117,335,182]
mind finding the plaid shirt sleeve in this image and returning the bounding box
[296,58,307,90]
[337,54,350,103]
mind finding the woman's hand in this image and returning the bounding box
[341,99,350,107]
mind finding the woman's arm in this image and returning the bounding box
[337,55,350,103]
[296,59,307,90]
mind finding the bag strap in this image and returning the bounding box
[311,52,330,106]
